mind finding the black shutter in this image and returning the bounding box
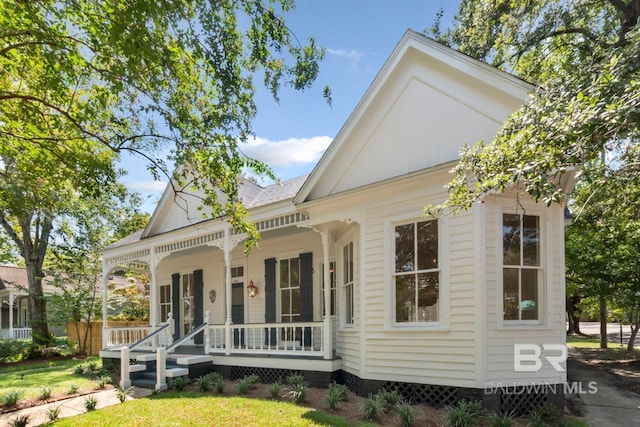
[193,269,204,344]
[171,273,180,341]
[299,252,313,346]
[264,258,277,346]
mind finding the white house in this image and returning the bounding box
[100,30,571,414]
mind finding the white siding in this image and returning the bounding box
[483,193,566,387]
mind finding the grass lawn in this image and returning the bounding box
[0,357,105,401]
[51,391,375,427]
[566,334,640,361]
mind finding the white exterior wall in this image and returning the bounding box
[482,193,566,387]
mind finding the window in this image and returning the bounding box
[394,219,439,323]
[231,266,244,282]
[280,257,300,323]
[160,284,171,322]
[343,242,354,325]
[503,213,541,321]
[321,261,336,316]
[182,273,195,335]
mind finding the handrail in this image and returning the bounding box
[129,322,171,352]
[167,319,208,353]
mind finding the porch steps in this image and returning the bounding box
[131,364,189,389]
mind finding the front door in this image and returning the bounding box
[182,273,195,340]
[231,282,244,346]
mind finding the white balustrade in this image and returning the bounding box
[205,322,324,356]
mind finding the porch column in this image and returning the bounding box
[102,264,110,348]
[321,228,332,360]
[149,248,158,328]
[9,292,14,339]
[223,226,233,355]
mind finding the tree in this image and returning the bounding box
[427,0,639,214]
[46,185,149,354]
[1,1,325,344]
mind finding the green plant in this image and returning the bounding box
[47,405,61,421]
[445,399,486,427]
[204,372,223,383]
[9,414,29,427]
[197,375,212,392]
[328,381,349,401]
[287,374,305,386]
[68,383,80,394]
[172,376,188,391]
[287,381,308,404]
[529,403,561,426]
[95,374,111,389]
[360,394,385,421]
[73,365,85,375]
[245,374,260,385]
[87,361,99,372]
[269,381,281,399]
[116,385,133,403]
[213,377,225,393]
[490,412,514,427]
[395,401,415,427]
[84,395,98,411]
[325,386,343,410]
[1,390,22,407]
[39,385,52,401]
[377,387,402,411]
[237,378,252,395]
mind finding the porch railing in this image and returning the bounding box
[205,321,324,356]
[105,313,174,350]
[11,328,32,339]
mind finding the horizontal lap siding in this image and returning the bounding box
[361,188,477,387]
[483,196,565,386]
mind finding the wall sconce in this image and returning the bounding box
[247,280,258,298]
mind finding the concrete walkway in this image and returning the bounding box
[567,356,640,426]
[0,387,152,427]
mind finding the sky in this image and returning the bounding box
[123,1,460,213]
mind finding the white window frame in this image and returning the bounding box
[499,207,547,327]
[321,260,336,317]
[159,283,171,323]
[278,256,301,324]
[386,213,449,330]
[342,241,355,327]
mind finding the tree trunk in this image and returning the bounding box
[566,295,582,334]
[25,258,49,345]
[599,294,608,349]
[627,307,640,352]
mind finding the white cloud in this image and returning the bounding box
[244,136,332,167]
[125,181,167,192]
[327,48,363,61]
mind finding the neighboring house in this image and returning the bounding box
[0,265,62,339]
[100,30,573,414]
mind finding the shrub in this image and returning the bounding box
[287,374,305,386]
[0,339,32,363]
[490,412,514,427]
[377,387,402,411]
[325,386,343,410]
[39,385,52,401]
[84,395,97,411]
[68,383,80,394]
[9,414,29,427]
[237,378,252,395]
[95,374,111,389]
[197,376,212,392]
[116,385,133,403]
[445,399,486,427]
[87,360,99,372]
[395,401,415,427]
[73,365,85,375]
[1,391,22,408]
[204,372,223,383]
[287,381,308,404]
[47,405,61,422]
[529,403,561,426]
[360,395,385,421]
[172,376,188,391]
[213,377,225,394]
[269,382,281,399]
[328,381,349,401]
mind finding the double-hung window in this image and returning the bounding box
[394,219,439,323]
[503,213,541,321]
[343,242,354,326]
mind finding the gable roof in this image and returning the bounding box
[125,175,309,242]
[294,29,534,204]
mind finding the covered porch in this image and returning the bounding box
[100,207,348,389]
[0,291,31,340]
